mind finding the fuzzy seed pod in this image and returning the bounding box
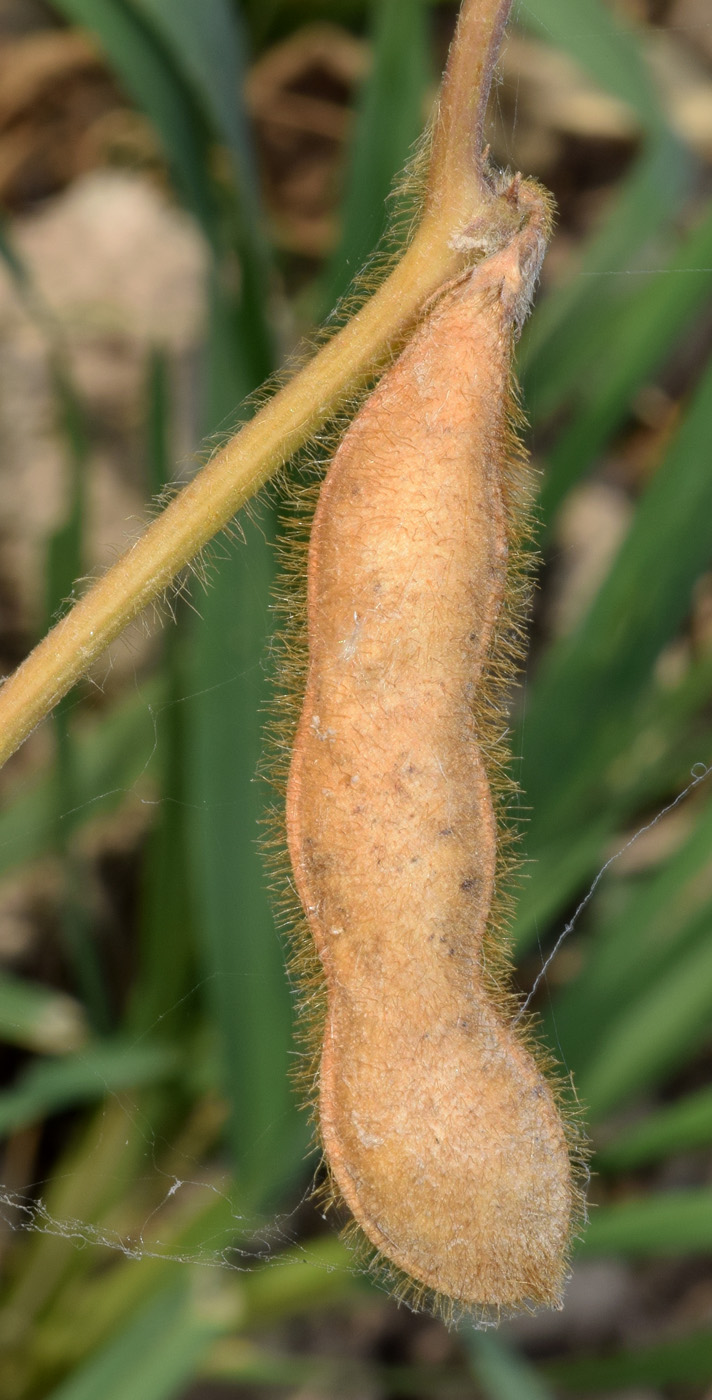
[285,180,576,1313]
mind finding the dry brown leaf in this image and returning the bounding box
[246,24,368,257]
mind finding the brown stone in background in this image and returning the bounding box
[0,29,119,206]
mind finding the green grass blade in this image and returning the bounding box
[50,714,112,1033]
[2,1099,175,1334]
[545,790,712,1069]
[186,517,302,1205]
[0,686,162,879]
[539,199,712,522]
[127,663,195,1037]
[128,355,195,1036]
[0,973,87,1055]
[33,1197,242,1376]
[144,349,172,500]
[241,1237,359,1323]
[0,1042,180,1136]
[513,815,613,951]
[523,351,712,843]
[5,183,114,1028]
[127,0,273,371]
[514,648,712,948]
[0,213,107,1024]
[0,216,30,289]
[577,903,712,1116]
[463,1330,554,1400]
[521,0,664,128]
[50,0,219,243]
[581,1186,712,1255]
[45,1280,234,1400]
[598,1083,712,1171]
[546,1328,712,1390]
[521,134,692,426]
[518,0,681,432]
[185,275,302,1205]
[129,0,259,210]
[321,0,430,312]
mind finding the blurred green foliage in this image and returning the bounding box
[0,0,711,1396]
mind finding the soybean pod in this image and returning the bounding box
[285,179,578,1313]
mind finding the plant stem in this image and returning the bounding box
[424,0,512,220]
[0,0,514,769]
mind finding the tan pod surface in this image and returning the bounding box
[286,195,572,1310]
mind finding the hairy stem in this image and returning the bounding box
[424,0,512,220]
[0,0,513,769]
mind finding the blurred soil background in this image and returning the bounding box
[0,2,711,1399]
